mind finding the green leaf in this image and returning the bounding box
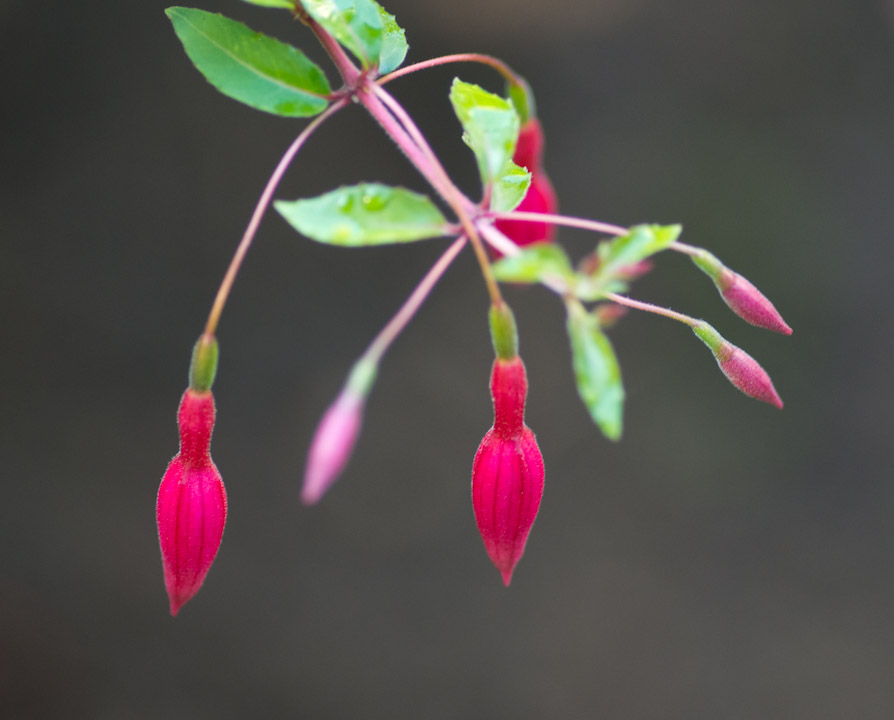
[274,183,449,246]
[166,7,331,117]
[566,300,624,441]
[302,0,384,69]
[492,243,573,284]
[240,0,294,9]
[491,160,531,213]
[596,224,681,274]
[449,79,520,191]
[376,5,408,74]
[575,224,682,300]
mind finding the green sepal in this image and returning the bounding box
[166,7,331,117]
[346,357,378,397]
[691,320,725,355]
[492,243,574,285]
[274,183,449,246]
[489,302,519,360]
[449,79,520,194]
[566,300,624,441]
[575,224,682,300]
[189,334,219,392]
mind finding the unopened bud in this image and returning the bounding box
[157,389,227,616]
[692,322,784,409]
[301,359,376,505]
[472,356,545,585]
[691,250,791,335]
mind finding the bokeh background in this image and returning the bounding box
[3,0,894,717]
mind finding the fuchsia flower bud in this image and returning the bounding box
[494,117,558,249]
[693,322,784,409]
[690,250,791,335]
[157,389,227,615]
[717,269,792,336]
[472,349,545,586]
[157,335,227,616]
[301,358,376,505]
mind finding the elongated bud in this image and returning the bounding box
[302,358,377,505]
[472,356,545,586]
[157,389,228,615]
[494,117,558,250]
[692,322,783,409]
[691,250,792,335]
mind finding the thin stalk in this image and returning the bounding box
[489,211,627,237]
[378,53,525,88]
[204,99,347,338]
[360,86,503,306]
[364,236,467,365]
[604,293,698,327]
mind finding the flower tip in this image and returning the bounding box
[719,347,784,409]
[500,568,514,587]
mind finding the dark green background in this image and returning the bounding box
[3,0,894,717]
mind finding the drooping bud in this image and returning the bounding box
[692,322,784,409]
[494,117,558,250]
[472,352,545,586]
[691,250,792,335]
[302,358,377,505]
[157,388,227,616]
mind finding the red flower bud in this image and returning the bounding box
[156,389,227,616]
[302,388,364,505]
[494,118,558,250]
[717,269,792,336]
[472,357,545,586]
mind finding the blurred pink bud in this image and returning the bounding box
[715,343,784,409]
[156,389,227,616]
[494,118,558,251]
[718,270,792,335]
[302,389,364,505]
[472,357,545,586]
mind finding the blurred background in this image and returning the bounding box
[3,0,894,717]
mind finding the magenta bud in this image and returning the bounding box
[693,322,784,409]
[472,357,545,585]
[157,389,228,616]
[302,389,364,505]
[301,359,376,505]
[718,270,792,335]
[494,118,558,252]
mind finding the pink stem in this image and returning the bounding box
[204,99,348,337]
[603,293,697,327]
[488,211,627,237]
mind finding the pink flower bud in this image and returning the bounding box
[302,389,364,505]
[717,269,792,335]
[693,322,784,409]
[715,343,784,409]
[156,389,227,616]
[472,357,545,586]
[494,118,558,250]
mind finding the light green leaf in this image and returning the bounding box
[274,183,449,246]
[301,0,384,69]
[376,5,408,74]
[166,7,331,117]
[240,0,294,9]
[492,160,531,213]
[566,300,624,441]
[492,243,573,284]
[596,224,681,274]
[449,79,520,190]
[574,224,682,300]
